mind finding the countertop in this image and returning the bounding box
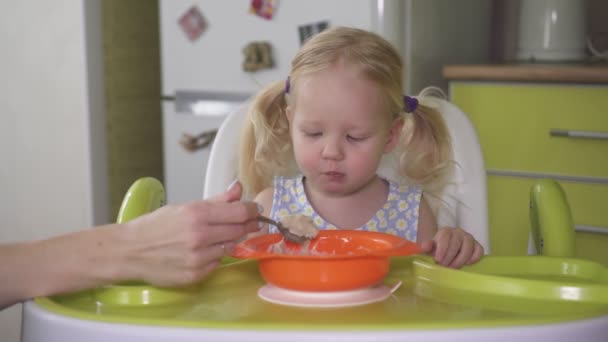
[443,64,608,83]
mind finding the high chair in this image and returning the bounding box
[22,171,606,342]
[203,97,490,253]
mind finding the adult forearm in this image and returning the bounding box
[0,224,128,309]
[0,191,261,310]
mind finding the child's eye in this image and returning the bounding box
[347,135,367,142]
[304,131,322,137]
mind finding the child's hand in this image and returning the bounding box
[419,227,484,268]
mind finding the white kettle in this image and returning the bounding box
[517,0,587,62]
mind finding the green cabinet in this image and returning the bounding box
[450,82,608,264]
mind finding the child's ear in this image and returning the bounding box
[384,117,404,153]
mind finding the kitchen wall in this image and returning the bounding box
[405,0,492,94]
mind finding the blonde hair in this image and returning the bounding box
[238,27,452,196]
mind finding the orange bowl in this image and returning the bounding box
[233,230,420,292]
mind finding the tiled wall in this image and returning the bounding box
[103,1,163,219]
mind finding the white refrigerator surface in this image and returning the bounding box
[160,0,377,94]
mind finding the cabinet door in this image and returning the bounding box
[452,83,608,178]
[451,82,608,265]
[486,176,531,256]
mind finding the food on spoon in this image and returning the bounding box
[267,215,320,255]
[280,214,319,239]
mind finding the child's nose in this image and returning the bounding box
[321,139,344,160]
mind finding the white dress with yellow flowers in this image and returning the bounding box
[268,175,421,241]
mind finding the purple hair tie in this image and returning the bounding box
[403,95,418,113]
[285,76,291,94]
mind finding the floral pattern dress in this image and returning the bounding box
[268,175,421,241]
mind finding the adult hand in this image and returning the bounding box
[120,181,260,287]
[419,227,484,269]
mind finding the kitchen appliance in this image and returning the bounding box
[517,0,588,62]
[160,0,406,204]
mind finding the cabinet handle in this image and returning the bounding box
[550,129,608,140]
[575,224,608,235]
[486,169,608,185]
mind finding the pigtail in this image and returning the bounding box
[397,88,453,194]
[238,80,294,197]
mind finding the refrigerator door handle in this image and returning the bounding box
[163,90,250,117]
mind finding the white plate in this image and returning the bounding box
[257,282,402,308]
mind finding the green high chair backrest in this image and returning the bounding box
[116,177,165,223]
[529,178,576,257]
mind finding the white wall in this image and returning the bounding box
[0,1,107,341]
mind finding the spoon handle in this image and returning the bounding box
[256,215,279,227]
[256,215,308,244]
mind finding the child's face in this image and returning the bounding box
[287,64,402,196]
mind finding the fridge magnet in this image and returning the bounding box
[242,41,274,72]
[249,0,278,20]
[178,6,207,42]
[298,21,329,45]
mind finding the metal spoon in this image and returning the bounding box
[256,215,310,244]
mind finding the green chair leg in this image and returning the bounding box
[529,179,576,257]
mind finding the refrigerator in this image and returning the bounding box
[159,0,492,204]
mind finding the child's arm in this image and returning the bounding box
[245,187,274,239]
[417,196,484,268]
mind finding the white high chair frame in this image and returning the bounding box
[203,98,490,253]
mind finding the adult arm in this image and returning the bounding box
[0,181,259,310]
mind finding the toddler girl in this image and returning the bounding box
[238,27,484,268]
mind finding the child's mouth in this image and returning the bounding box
[323,171,345,180]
